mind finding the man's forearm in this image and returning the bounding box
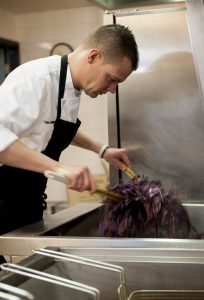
[0,140,58,173]
[0,139,98,193]
[71,130,104,154]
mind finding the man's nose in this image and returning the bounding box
[107,83,118,94]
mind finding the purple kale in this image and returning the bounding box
[96,176,196,238]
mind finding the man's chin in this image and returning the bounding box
[85,90,98,98]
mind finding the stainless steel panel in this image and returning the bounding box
[108,4,204,201]
[186,0,204,102]
[3,236,204,258]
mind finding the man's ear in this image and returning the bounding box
[87,49,102,64]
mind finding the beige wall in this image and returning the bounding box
[0,9,17,40]
[0,6,109,202]
[14,7,104,63]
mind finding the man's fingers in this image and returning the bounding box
[66,166,96,192]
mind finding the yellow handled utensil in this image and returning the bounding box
[44,169,124,201]
[123,166,139,181]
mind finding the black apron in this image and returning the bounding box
[0,55,81,235]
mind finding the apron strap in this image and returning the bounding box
[56,55,68,120]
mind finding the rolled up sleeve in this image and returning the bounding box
[0,68,44,152]
[0,124,18,152]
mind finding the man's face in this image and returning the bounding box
[82,52,132,98]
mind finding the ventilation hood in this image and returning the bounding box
[89,0,185,10]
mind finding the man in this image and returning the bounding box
[0,24,139,235]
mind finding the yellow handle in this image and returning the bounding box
[44,170,124,201]
[123,167,139,181]
[95,188,124,200]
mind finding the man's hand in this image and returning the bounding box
[102,147,131,170]
[56,164,96,193]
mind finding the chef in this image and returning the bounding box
[0,24,139,238]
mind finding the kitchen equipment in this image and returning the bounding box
[0,282,34,300]
[0,291,21,300]
[106,2,204,202]
[1,202,204,259]
[1,247,204,300]
[128,290,204,300]
[44,170,124,200]
[1,263,100,300]
[33,247,127,300]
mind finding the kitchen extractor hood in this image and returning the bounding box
[89,0,185,10]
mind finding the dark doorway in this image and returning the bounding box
[0,38,20,85]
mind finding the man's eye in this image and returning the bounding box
[107,76,117,84]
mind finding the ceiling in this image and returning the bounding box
[0,0,93,14]
[0,0,185,14]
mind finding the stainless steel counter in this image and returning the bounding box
[2,202,102,237]
[0,202,102,259]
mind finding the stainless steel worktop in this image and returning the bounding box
[2,202,102,237]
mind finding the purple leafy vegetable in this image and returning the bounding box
[96,176,196,238]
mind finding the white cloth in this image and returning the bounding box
[0,55,81,154]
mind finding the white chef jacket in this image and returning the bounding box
[0,55,81,155]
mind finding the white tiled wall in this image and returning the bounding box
[0,9,17,40]
[14,7,104,63]
[0,6,110,202]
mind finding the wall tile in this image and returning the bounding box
[24,12,43,29]
[0,9,16,40]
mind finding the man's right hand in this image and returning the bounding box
[56,164,96,193]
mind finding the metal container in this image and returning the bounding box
[1,202,204,261]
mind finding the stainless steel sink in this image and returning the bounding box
[1,202,204,260]
[38,203,204,238]
[4,202,204,238]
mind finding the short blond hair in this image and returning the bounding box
[82,24,139,71]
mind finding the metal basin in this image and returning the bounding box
[2,202,204,238]
[39,203,204,237]
[1,202,204,260]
